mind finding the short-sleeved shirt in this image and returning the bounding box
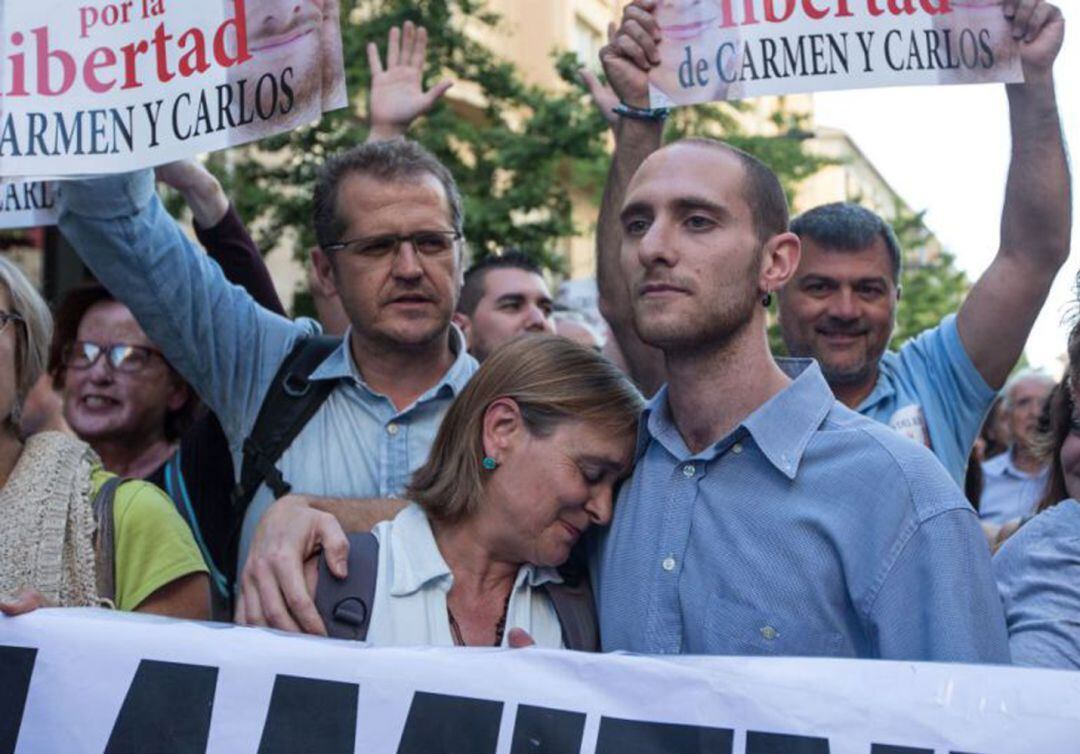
[596,359,1010,663]
[858,314,996,487]
[93,470,209,612]
[994,498,1080,670]
[978,450,1050,526]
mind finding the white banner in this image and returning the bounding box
[0,181,57,228]
[649,1,1024,107]
[2,609,1078,753]
[0,0,347,178]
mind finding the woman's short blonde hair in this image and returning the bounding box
[407,334,644,524]
[0,256,53,427]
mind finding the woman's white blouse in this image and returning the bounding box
[365,504,566,648]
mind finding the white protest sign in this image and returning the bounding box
[649,1,1024,108]
[0,0,347,178]
[0,181,56,228]
[2,608,1078,753]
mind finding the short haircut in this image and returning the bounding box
[407,334,643,524]
[790,202,903,281]
[679,138,790,243]
[0,256,52,429]
[1002,368,1056,410]
[457,250,544,316]
[313,139,464,251]
[47,282,198,441]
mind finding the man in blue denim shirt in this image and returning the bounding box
[598,0,1070,488]
[585,3,1023,660]
[57,138,479,633]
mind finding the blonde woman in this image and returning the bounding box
[0,257,209,619]
[315,335,642,649]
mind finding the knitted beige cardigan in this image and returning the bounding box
[0,432,102,607]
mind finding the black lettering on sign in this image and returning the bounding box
[0,646,37,754]
[595,717,734,753]
[509,704,586,754]
[257,674,359,754]
[871,747,932,754]
[396,692,503,754]
[105,660,218,754]
[746,731,830,754]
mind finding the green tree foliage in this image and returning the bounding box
[222,0,829,286]
[889,204,971,348]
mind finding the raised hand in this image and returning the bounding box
[1006,0,1064,77]
[367,21,454,142]
[599,1,661,109]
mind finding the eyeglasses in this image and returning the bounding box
[0,311,24,334]
[62,341,164,374]
[323,230,461,259]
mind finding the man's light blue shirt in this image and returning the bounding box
[597,359,1009,663]
[994,499,1080,670]
[56,171,478,572]
[857,315,996,487]
[979,450,1049,526]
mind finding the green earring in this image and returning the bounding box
[482,456,499,471]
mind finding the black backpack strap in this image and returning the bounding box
[314,532,381,641]
[91,475,126,605]
[228,335,342,565]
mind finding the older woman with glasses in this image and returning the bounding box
[308,335,642,649]
[0,257,209,619]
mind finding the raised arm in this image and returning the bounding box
[956,1,1070,389]
[156,159,287,317]
[56,172,307,443]
[596,1,667,396]
[365,22,453,143]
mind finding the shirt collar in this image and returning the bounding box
[638,358,834,480]
[388,505,562,597]
[309,324,478,403]
[985,448,1048,481]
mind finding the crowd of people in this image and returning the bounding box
[1,0,1076,672]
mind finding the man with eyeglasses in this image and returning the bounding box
[56,27,477,631]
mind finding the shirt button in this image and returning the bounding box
[386,423,399,436]
[732,443,743,454]
[662,556,676,572]
[760,625,779,641]
[682,464,695,478]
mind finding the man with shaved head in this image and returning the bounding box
[589,0,1009,662]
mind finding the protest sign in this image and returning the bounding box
[649,1,1024,108]
[0,0,347,178]
[2,608,1078,753]
[0,181,56,228]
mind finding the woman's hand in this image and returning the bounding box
[0,589,49,616]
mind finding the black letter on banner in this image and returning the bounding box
[595,717,733,754]
[871,747,931,754]
[258,675,359,754]
[510,705,585,754]
[0,646,37,754]
[105,660,217,754]
[396,692,503,754]
[746,731,830,754]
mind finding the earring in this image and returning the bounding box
[482,456,499,471]
[761,291,773,307]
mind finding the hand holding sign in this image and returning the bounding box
[599,1,661,110]
[1011,0,1064,75]
[366,22,454,142]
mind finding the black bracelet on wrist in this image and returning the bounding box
[613,102,671,122]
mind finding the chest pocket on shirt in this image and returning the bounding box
[705,594,844,657]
